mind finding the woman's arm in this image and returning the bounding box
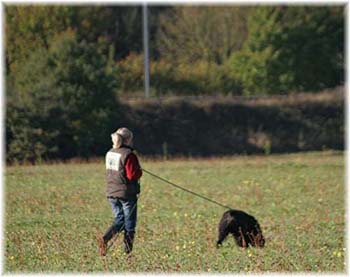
[125,153,143,182]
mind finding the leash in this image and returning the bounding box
[142,168,233,210]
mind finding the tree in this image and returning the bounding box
[156,6,250,65]
[6,30,119,162]
[6,45,63,162]
[5,5,143,74]
[230,6,344,95]
[5,6,74,74]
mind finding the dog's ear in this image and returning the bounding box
[255,232,265,247]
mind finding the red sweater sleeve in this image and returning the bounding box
[125,153,142,182]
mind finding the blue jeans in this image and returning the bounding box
[103,197,138,242]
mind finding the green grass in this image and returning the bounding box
[5,151,346,273]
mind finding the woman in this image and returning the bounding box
[98,127,142,256]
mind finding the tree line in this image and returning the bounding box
[5,5,344,162]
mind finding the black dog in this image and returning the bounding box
[217,209,265,248]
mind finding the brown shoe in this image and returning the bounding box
[123,231,135,254]
[97,236,107,256]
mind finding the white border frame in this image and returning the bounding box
[1,1,348,277]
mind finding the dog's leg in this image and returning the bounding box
[234,227,248,248]
[216,224,230,247]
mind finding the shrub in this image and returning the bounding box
[115,53,242,96]
[115,53,144,94]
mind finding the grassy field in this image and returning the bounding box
[5,151,346,273]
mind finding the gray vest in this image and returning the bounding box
[105,146,140,199]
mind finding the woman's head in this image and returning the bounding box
[111,127,134,148]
